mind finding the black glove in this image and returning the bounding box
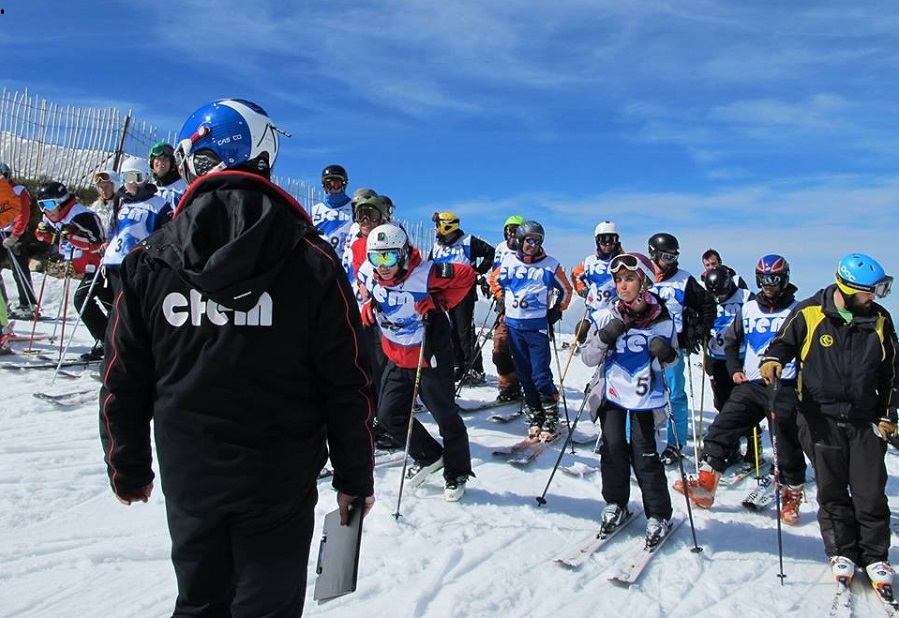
[547,305,562,325]
[648,337,677,363]
[477,275,491,299]
[598,318,627,345]
[577,288,588,299]
[575,318,591,345]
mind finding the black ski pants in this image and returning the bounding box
[702,381,807,485]
[378,359,472,481]
[707,358,734,413]
[364,323,387,402]
[3,243,36,309]
[73,270,111,344]
[165,485,316,618]
[598,402,672,521]
[449,287,483,375]
[797,412,889,567]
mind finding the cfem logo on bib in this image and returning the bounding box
[163,289,273,327]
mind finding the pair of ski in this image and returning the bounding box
[492,428,569,466]
[554,507,683,585]
[33,389,98,407]
[2,358,102,371]
[829,574,899,617]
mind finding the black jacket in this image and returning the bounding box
[763,284,898,423]
[99,171,374,511]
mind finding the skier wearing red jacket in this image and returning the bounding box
[357,222,476,501]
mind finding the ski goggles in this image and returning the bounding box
[757,273,785,288]
[655,250,679,264]
[368,250,400,268]
[122,170,147,184]
[355,206,384,224]
[596,233,618,245]
[92,172,113,184]
[523,236,542,246]
[149,142,174,159]
[609,253,642,274]
[38,198,64,211]
[838,274,894,298]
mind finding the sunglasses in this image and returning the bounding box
[38,198,64,211]
[368,250,400,268]
[523,237,542,246]
[597,234,618,245]
[355,206,383,224]
[122,170,147,184]
[757,273,784,288]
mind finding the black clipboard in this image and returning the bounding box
[313,497,365,603]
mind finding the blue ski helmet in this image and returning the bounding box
[835,253,893,298]
[175,99,279,183]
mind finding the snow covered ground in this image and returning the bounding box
[2,269,898,617]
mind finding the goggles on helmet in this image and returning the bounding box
[757,273,784,288]
[38,198,65,211]
[122,170,147,184]
[837,274,894,299]
[655,250,679,264]
[355,206,383,224]
[149,142,174,159]
[368,250,400,268]
[610,254,642,274]
[597,233,618,245]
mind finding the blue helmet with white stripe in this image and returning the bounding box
[175,99,279,183]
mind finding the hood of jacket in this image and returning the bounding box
[144,170,314,311]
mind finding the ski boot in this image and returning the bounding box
[495,386,522,403]
[539,397,560,442]
[830,556,856,583]
[866,561,895,595]
[672,464,721,509]
[405,456,444,488]
[524,405,545,439]
[645,517,673,550]
[780,484,804,526]
[444,475,468,502]
[600,503,630,535]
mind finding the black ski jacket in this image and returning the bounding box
[763,284,898,423]
[99,171,374,511]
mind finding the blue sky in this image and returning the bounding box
[4,0,899,315]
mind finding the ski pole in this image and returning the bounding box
[454,296,498,397]
[1,231,39,313]
[559,304,590,384]
[536,385,590,505]
[549,324,574,453]
[685,349,701,475]
[697,337,709,456]
[662,369,702,554]
[767,378,787,584]
[55,254,74,360]
[24,271,48,353]
[393,318,429,521]
[752,426,761,480]
[51,268,102,385]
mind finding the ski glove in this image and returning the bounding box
[35,222,57,245]
[598,318,627,345]
[575,318,591,345]
[2,234,18,250]
[759,359,782,385]
[547,305,563,326]
[360,301,377,327]
[577,287,588,299]
[477,275,491,299]
[648,337,677,363]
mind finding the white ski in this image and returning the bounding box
[554,507,642,568]
[608,517,684,586]
[741,475,776,511]
[828,578,853,618]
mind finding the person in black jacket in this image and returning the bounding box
[99,99,375,618]
[428,212,495,385]
[761,253,897,588]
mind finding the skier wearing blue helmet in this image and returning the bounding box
[100,98,375,616]
[761,252,898,594]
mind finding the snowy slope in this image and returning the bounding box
[1,270,897,618]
